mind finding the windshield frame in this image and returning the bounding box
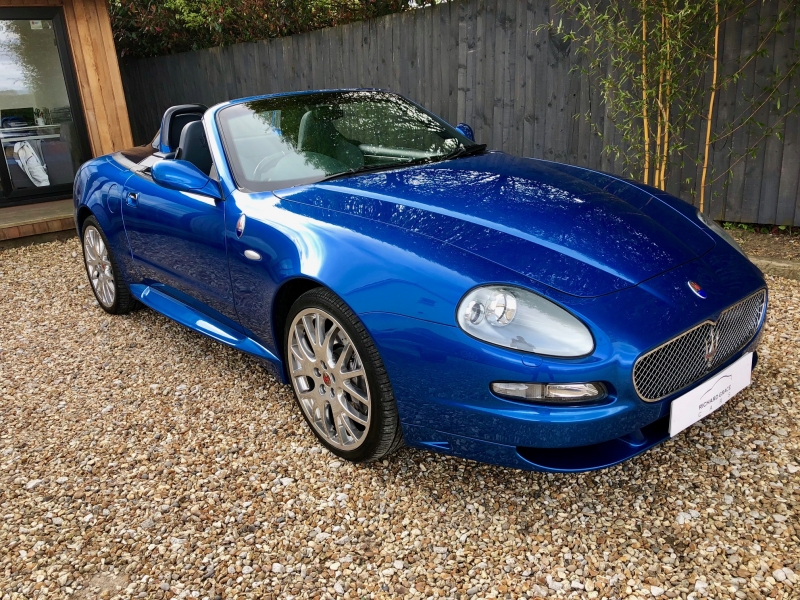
[215,89,479,193]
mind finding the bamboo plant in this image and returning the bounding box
[548,0,800,213]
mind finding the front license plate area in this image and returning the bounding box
[669,352,753,437]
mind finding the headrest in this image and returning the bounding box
[175,121,213,175]
[159,104,208,153]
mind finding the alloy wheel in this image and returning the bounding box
[288,308,371,450]
[83,225,116,307]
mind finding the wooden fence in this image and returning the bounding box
[119,0,800,225]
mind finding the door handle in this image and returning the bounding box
[126,192,139,207]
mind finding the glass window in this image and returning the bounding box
[0,17,84,202]
[217,91,477,193]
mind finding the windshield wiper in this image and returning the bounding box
[318,158,430,182]
[442,143,488,160]
[317,143,488,183]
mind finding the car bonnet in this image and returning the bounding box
[273,153,715,298]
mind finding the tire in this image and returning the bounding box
[81,216,137,315]
[285,287,403,462]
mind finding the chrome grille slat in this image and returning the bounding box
[633,290,766,402]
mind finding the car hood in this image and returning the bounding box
[274,153,715,297]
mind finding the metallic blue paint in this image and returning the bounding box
[120,169,237,323]
[72,90,768,472]
[151,160,222,198]
[455,123,475,141]
[130,283,281,377]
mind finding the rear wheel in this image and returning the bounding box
[285,288,403,462]
[81,216,137,315]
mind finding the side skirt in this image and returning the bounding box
[130,284,284,379]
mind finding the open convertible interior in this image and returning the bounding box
[119,103,212,175]
[120,91,476,193]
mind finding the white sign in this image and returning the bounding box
[669,352,752,437]
[30,20,43,30]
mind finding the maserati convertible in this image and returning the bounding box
[73,90,767,472]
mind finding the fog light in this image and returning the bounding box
[491,381,606,403]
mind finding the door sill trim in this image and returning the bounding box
[130,284,280,367]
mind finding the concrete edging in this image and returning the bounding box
[0,229,77,250]
[752,257,800,281]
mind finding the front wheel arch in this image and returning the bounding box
[284,286,403,462]
[272,277,322,374]
[80,215,138,315]
[76,206,94,234]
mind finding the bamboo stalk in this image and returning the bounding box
[641,0,650,185]
[660,10,671,190]
[661,98,671,190]
[655,12,665,187]
[699,0,720,214]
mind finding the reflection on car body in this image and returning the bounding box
[72,89,767,472]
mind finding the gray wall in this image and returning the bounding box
[120,0,800,225]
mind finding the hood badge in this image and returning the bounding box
[704,329,720,368]
[688,281,707,299]
[236,214,246,238]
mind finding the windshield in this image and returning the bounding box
[217,90,477,192]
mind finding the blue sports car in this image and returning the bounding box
[74,90,767,472]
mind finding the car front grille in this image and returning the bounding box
[633,289,766,402]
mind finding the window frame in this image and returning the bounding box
[0,7,92,207]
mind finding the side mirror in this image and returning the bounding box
[151,160,221,199]
[456,122,475,142]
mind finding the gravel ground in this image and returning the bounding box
[0,237,798,600]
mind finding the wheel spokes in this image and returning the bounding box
[94,235,105,260]
[342,379,369,407]
[333,340,353,376]
[335,391,369,426]
[97,275,107,303]
[294,322,316,362]
[320,322,339,364]
[339,415,359,442]
[83,226,116,308]
[84,230,98,262]
[288,307,371,451]
[301,314,320,349]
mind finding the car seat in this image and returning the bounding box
[159,104,208,154]
[175,121,213,175]
[297,109,364,170]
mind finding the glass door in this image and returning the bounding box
[0,8,90,206]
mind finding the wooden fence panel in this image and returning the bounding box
[120,0,800,225]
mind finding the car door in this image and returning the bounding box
[120,169,238,323]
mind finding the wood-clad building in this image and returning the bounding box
[0,0,131,243]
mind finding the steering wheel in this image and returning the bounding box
[253,151,287,180]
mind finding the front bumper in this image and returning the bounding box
[400,350,760,472]
[362,253,767,472]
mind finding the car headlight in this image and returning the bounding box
[697,210,747,257]
[456,285,594,357]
